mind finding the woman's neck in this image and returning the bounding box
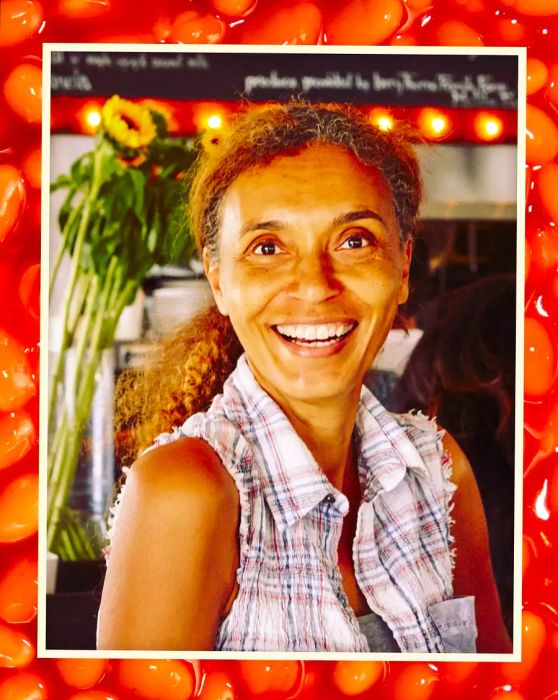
[274,391,361,492]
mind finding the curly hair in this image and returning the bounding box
[116,101,423,461]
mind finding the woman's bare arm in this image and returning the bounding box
[97,437,240,651]
[443,431,512,653]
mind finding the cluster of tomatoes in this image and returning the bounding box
[1,0,558,697]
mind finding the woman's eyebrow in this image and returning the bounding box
[332,209,386,227]
[238,209,385,239]
[239,220,283,239]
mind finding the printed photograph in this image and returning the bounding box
[42,46,521,657]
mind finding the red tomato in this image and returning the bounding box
[526,104,558,165]
[331,661,384,695]
[548,452,558,515]
[546,63,558,111]
[69,693,120,700]
[403,0,433,10]
[238,2,322,44]
[57,0,111,20]
[0,671,46,700]
[0,472,38,543]
[197,671,235,700]
[118,659,195,700]
[501,0,558,15]
[390,32,417,45]
[0,165,26,245]
[56,659,108,689]
[18,264,40,323]
[22,146,41,190]
[3,63,43,124]
[209,0,257,18]
[167,11,226,44]
[525,240,532,281]
[524,316,557,398]
[490,11,526,44]
[434,19,484,45]
[0,329,36,411]
[530,224,558,271]
[237,660,302,696]
[0,411,36,472]
[499,610,546,683]
[438,661,478,685]
[0,623,34,669]
[538,161,558,223]
[324,0,404,45]
[0,0,44,48]
[0,557,37,623]
[392,663,439,700]
[490,691,525,700]
[527,57,549,95]
[522,535,535,576]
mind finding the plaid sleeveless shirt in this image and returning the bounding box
[146,354,475,653]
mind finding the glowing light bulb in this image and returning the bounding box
[474,113,503,141]
[370,109,394,131]
[86,110,101,128]
[207,114,223,129]
[418,108,450,139]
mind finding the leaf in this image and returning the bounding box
[70,153,93,188]
[50,174,74,192]
[57,186,79,232]
[149,109,168,139]
[128,168,146,225]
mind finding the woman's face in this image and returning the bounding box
[204,143,412,407]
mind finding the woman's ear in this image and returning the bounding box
[202,247,228,316]
[398,237,413,305]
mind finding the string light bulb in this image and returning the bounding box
[370,108,394,131]
[77,102,103,134]
[474,112,503,141]
[418,107,451,139]
[85,109,101,128]
[207,114,223,129]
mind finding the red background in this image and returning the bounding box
[1,0,558,698]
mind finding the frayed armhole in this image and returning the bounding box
[103,466,131,563]
[435,425,458,574]
[398,410,458,576]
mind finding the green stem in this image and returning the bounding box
[67,273,92,342]
[49,197,85,298]
[47,275,100,507]
[58,527,77,562]
[48,258,120,553]
[48,145,107,431]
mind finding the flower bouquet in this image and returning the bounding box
[48,96,197,560]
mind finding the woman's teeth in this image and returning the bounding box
[275,322,355,346]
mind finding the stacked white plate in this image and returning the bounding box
[149,279,214,336]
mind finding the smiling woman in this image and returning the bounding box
[97,102,511,654]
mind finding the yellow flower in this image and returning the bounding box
[101,96,157,150]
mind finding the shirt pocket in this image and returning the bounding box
[427,595,478,653]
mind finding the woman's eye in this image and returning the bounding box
[252,241,280,255]
[339,234,373,250]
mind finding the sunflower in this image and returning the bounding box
[101,96,157,150]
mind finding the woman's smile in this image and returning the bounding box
[204,142,412,407]
[271,320,358,357]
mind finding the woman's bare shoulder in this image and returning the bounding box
[131,436,239,509]
[98,437,239,651]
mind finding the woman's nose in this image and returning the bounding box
[288,253,342,303]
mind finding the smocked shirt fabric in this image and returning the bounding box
[106,354,477,653]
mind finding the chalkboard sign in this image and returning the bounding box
[50,50,518,109]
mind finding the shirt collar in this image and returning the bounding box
[229,354,429,532]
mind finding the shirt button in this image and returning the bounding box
[324,494,336,505]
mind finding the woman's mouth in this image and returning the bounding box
[273,321,357,347]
